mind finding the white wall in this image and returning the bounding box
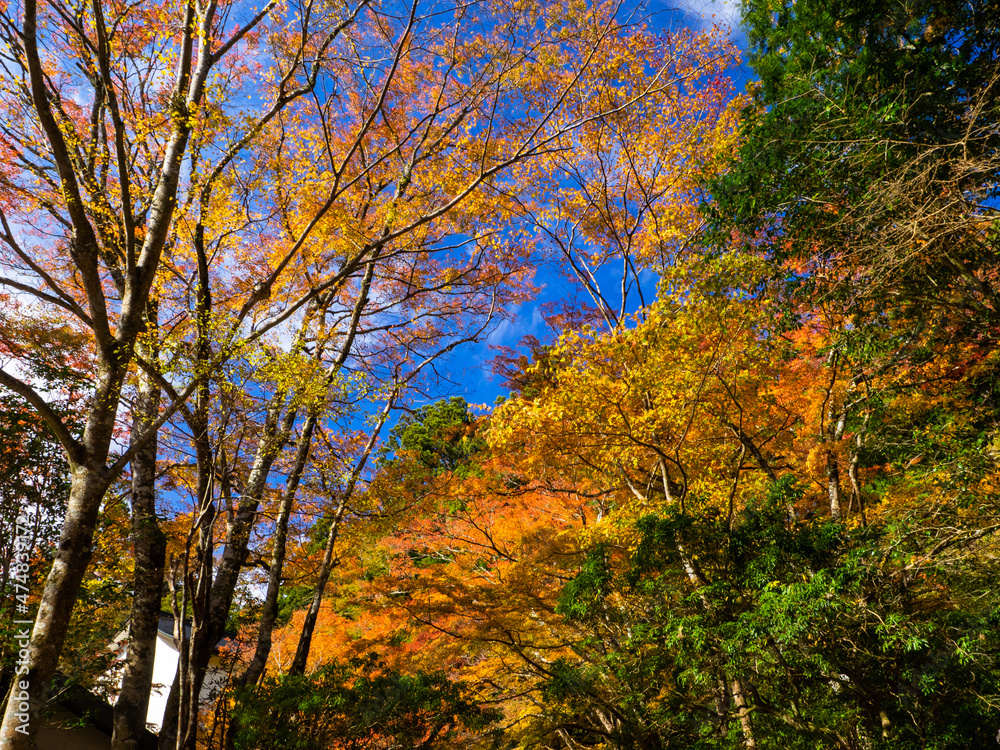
[146,631,180,732]
[142,630,231,733]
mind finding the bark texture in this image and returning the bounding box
[112,338,167,750]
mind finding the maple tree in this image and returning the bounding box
[226,18,771,750]
[303,206,1000,747]
[504,25,743,329]
[341,258,1000,749]
[156,9,749,749]
[0,311,81,682]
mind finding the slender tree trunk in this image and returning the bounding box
[827,447,842,520]
[847,449,862,517]
[158,390,299,750]
[673,521,756,747]
[822,353,847,520]
[288,494,347,677]
[827,407,847,520]
[113,329,168,750]
[847,414,870,525]
[157,366,311,749]
[240,414,316,684]
[177,524,214,750]
[176,250,219,750]
[731,677,757,749]
[712,678,729,736]
[223,415,317,749]
[207,396,297,638]
[164,283,365,740]
[289,393,393,676]
[173,423,216,750]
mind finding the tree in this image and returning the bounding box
[234,2,1000,745]
[0,305,83,677]
[711,0,1000,327]
[0,0,319,743]
[505,24,742,330]
[231,654,499,750]
[0,0,699,746]
[492,257,796,525]
[380,397,486,477]
[548,481,1000,750]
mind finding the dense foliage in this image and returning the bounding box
[232,656,499,750]
[380,397,486,477]
[1,0,999,749]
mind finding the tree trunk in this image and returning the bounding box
[288,394,393,676]
[223,415,317,749]
[113,333,167,750]
[157,392,297,750]
[827,447,842,520]
[288,495,346,677]
[731,677,757,750]
[826,407,847,520]
[0,466,113,749]
[175,458,216,750]
[0,346,126,749]
[673,521,757,748]
[175,263,219,750]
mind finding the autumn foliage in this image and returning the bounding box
[1,1,999,749]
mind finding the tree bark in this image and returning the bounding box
[156,388,298,750]
[827,447,843,520]
[731,677,757,750]
[223,414,317,749]
[0,0,216,745]
[288,497,345,677]
[171,422,216,750]
[174,219,220,750]
[0,467,112,749]
[112,327,168,750]
[289,394,393,676]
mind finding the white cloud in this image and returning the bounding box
[660,0,743,38]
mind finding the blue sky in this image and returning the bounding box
[442,4,754,410]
